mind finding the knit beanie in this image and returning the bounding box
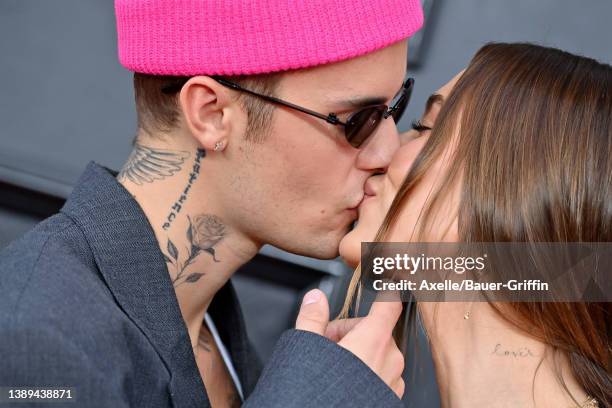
[115,0,424,76]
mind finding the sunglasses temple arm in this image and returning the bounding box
[214,77,346,126]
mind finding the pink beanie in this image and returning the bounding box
[115,0,424,76]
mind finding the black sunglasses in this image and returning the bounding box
[162,77,414,148]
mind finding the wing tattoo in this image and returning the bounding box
[117,144,191,185]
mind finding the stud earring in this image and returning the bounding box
[213,141,225,151]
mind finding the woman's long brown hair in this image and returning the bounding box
[340,43,612,406]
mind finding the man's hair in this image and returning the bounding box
[133,72,282,142]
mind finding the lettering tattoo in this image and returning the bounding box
[164,214,226,287]
[492,343,536,358]
[118,143,190,185]
[162,149,206,230]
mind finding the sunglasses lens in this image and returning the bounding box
[391,78,414,123]
[346,107,384,148]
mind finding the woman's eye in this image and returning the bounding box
[410,119,432,133]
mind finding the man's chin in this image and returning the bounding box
[271,221,356,260]
[272,233,341,260]
[305,228,350,260]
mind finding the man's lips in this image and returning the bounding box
[348,179,379,211]
[348,194,364,210]
[348,193,377,212]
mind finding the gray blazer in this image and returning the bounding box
[0,162,403,407]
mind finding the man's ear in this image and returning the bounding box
[178,76,238,151]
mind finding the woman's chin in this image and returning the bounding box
[338,229,361,268]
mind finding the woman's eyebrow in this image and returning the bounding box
[424,93,444,116]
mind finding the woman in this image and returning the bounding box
[338,43,611,407]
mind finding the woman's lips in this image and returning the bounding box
[358,193,375,211]
[364,178,379,196]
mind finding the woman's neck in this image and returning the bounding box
[421,302,589,407]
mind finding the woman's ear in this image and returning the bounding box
[178,76,236,152]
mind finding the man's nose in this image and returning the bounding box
[355,119,401,173]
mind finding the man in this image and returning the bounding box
[0,0,423,406]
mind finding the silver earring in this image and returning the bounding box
[214,141,225,151]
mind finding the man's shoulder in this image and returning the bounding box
[0,213,167,396]
[1,211,76,266]
[0,211,88,269]
[2,213,95,300]
[0,212,121,335]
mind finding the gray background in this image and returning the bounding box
[1,1,610,407]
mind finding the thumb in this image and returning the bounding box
[367,292,403,334]
[295,289,330,336]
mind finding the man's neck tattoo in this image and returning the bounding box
[121,145,223,287]
[162,149,206,230]
[118,143,190,185]
[164,214,226,288]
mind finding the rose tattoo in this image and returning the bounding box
[163,214,226,287]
